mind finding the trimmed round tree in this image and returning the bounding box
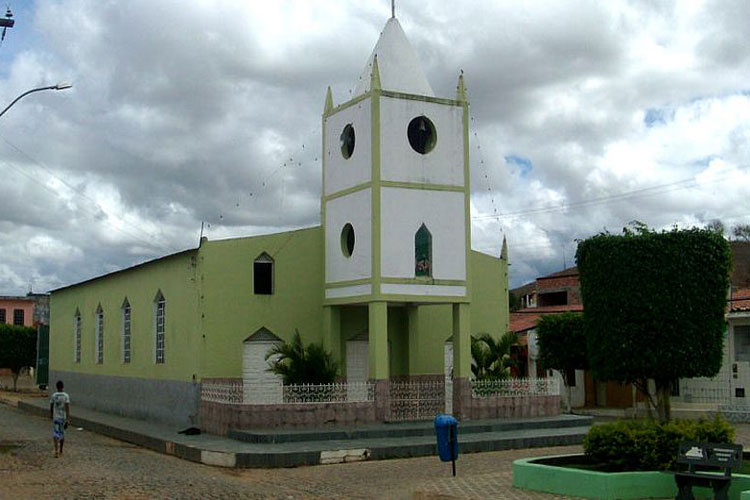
[537,313,586,413]
[0,324,37,392]
[576,225,731,422]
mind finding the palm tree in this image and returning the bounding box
[265,330,338,385]
[471,331,518,380]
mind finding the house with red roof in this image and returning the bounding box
[510,267,588,408]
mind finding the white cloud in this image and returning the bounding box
[0,0,748,294]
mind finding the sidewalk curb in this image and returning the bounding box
[0,396,19,408]
[16,400,229,467]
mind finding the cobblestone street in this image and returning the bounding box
[0,402,588,500]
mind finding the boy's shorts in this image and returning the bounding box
[53,418,65,440]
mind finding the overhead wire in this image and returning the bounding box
[0,134,182,254]
[472,162,749,222]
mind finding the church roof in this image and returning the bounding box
[353,17,434,97]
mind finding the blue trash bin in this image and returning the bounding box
[434,414,458,462]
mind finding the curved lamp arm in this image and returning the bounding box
[0,82,72,119]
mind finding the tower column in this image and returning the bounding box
[368,301,389,380]
[322,305,341,365]
[407,304,420,374]
[452,302,472,419]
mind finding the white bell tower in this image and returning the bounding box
[321,15,472,383]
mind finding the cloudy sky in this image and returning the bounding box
[1,0,749,295]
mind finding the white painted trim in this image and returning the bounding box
[381,284,466,296]
[325,284,372,299]
[201,450,236,468]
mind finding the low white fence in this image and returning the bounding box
[471,377,560,398]
[201,378,243,404]
[201,379,375,405]
[283,382,375,404]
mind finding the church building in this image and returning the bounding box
[49,15,511,427]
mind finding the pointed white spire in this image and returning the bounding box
[353,17,434,97]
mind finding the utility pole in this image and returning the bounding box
[1,7,14,45]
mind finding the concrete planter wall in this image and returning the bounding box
[514,454,750,500]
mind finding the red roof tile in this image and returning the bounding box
[509,305,583,333]
[730,288,750,312]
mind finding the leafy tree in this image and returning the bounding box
[471,331,518,380]
[576,225,731,422]
[732,224,750,242]
[537,313,587,413]
[265,330,338,385]
[706,219,725,236]
[0,324,37,392]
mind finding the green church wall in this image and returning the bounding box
[49,250,201,382]
[198,226,325,377]
[49,229,508,383]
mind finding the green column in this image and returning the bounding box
[322,305,341,365]
[368,301,389,380]
[407,305,420,374]
[452,303,471,378]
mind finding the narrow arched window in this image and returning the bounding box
[154,291,166,364]
[95,304,104,364]
[121,298,131,364]
[74,309,81,363]
[254,252,274,295]
[415,224,432,277]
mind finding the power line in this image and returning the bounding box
[472,163,749,222]
[0,135,181,254]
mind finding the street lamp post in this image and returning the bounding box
[0,82,73,119]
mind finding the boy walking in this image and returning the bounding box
[49,380,70,458]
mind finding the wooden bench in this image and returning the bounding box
[674,441,743,500]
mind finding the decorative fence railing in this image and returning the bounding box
[201,378,243,404]
[389,380,445,421]
[471,377,560,398]
[201,379,375,405]
[283,382,375,404]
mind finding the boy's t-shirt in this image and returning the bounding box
[50,392,70,420]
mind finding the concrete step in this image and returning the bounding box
[229,414,593,444]
[232,425,592,467]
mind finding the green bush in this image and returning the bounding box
[584,416,735,471]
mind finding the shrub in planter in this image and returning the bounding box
[584,416,734,471]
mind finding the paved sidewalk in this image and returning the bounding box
[5,391,750,499]
[6,394,590,469]
[0,400,586,499]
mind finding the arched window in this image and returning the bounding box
[254,253,274,295]
[74,309,81,363]
[121,298,131,364]
[95,304,104,364]
[154,291,166,364]
[415,223,432,277]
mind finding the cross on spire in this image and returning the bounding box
[391,0,395,18]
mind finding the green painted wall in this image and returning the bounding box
[514,455,750,500]
[50,228,508,382]
[49,250,201,382]
[403,250,508,375]
[198,226,325,377]
[471,249,509,335]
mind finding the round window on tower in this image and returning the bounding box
[407,115,437,154]
[340,223,355,257]
[340,124,355,159]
